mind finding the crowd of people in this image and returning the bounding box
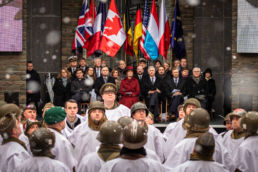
[26,56,217,122]
[0,97,258,172]
[2,56,256,172]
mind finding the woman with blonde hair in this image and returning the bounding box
[53,68,71,106]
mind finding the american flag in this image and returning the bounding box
[139,0,151,60]
[72,0,94,50]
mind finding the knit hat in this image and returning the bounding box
[44,107,66,125]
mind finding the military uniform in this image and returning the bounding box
[69,101,106,164]
[164,109,234,171]
[16,128,69,172]
[77,121,122,172]
[234,111,258,172]
[101,83,131,121]
[172,133,229,172]
[99,120,168,172]
[221,109,246,158]
[44,107,77,171]
[0,114,30,172]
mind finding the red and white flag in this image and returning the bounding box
[99,0,126,57]
[158,0,170,59]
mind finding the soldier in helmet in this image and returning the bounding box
[217,113,233,142]
[69,101,107,164]
[234,111,258,172]
[118,116,161,162]
[0,114,30,171]
[131,102,165,162]
[173,132,229,172]
[0,103,23,144]
[163,98,219,160]
[22,103,37,122]
[221,108,246,158]
[100,83,130,121]
[164,108,234,171]
[15,128,69,172]
[19,119,42,155]
[99,120,168,172]
[44,106,77,171]
[77,121,122,172]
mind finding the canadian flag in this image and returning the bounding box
[99,0,126,57]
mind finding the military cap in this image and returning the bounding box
[99,83,117,95]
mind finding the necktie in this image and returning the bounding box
[175,78,178,86]
[151,77,154,84]
[104,77,107,83]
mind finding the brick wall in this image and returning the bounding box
[0,0,27,105]
[232,0,258,110]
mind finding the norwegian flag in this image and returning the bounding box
[72,0,94,50]
[139,0,151,60]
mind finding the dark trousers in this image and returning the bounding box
[72,92,90,114]
[169,95,183,118]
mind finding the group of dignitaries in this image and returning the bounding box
[0,81,258,172]
[26,56,216,122]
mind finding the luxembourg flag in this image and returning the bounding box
[144,0,159,60]
[158,0,170,59]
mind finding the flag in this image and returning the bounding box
[158,0,170,59]
[72,0,93,50]
[144,0,159,60]
[133,6,142,58]
[89,0,96,21]
[85,2,106,57]
[139,0,151,60]
[171,0,186,59]
[100,0,126,57]
[123,0,133,56]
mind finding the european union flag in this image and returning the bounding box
[171,0,186,59]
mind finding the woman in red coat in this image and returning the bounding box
[119,66,140,108]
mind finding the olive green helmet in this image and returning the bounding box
[88,101,105,116]
[118,116,133,129]
[122,120,148,149]
[131,102,149,117]
[194,132,215,159]
[97,120,122,145]
[29,128,55,158]
[184,108,210,132]
[24,119,42,136]
[183,98,201,114]
[0,103,21,119]
[223,113,232,125]
[240,111,258,136]
[230,108,247,120]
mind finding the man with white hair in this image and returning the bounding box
[184,67,208,108]
[94,57,102,78]
[117,60,126,79]
[142,66,162,122]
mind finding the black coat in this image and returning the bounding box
[94,76,116,96]
[184,76,208,99]
[142,75,162,98]
[166,76,186,97]
[71,78,92,95]
[67,67,78,81]
[204,78,216,102]
[134,74,145,101]
[26,69,41,104]
[53,78,71,106]
[94,67,102,78]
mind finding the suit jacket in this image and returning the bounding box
[166,76,186,97]
[142,75,162,97]
[71,78,92,95]
[94,76,116,96]
[67,67,78,81]
[94,67,102,78]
